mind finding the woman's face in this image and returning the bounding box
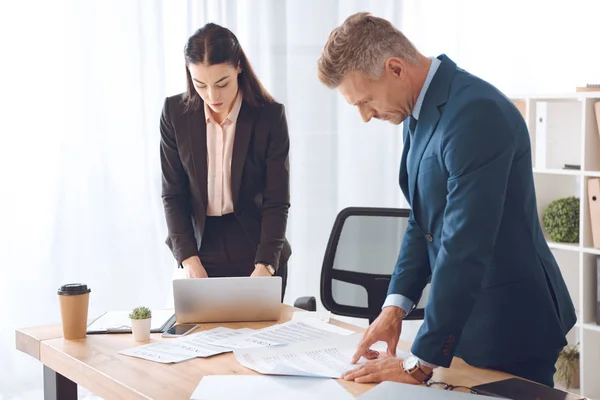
[188,62,241,118]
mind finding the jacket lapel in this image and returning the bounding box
[407,107,441,203]
[407,54,455,203]
[231,102,255,207]
[399,126,410,202]
[188,107,209,210]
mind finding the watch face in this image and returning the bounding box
[403,354,419,370]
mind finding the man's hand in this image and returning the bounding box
[182,256,208,278]
[342,357,420,384]
[351,306,405,363]
[250,263,272,277]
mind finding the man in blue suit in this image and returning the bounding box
[317,13,576,387]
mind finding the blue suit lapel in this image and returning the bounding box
[399,125,410,202]
[407,105,441,203]
[406,55,456,204]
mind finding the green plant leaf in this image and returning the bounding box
[543,196,579,243]
[129,306,152,320]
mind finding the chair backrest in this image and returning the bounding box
[320,207,430,323]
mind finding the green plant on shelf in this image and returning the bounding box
[543,196,579,243]
[129,306,152,320]
[554,342,580,389]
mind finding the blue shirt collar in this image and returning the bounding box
[412,57,441,121]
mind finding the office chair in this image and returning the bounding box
[294,207,430,324]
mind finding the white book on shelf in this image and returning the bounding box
[535,101,548,169]
[534,100,582,171]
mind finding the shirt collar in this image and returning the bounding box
[412,57,441,121]
[205,91,243,124]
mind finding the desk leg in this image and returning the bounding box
[44,365,77,400]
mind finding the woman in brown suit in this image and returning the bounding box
[160,23,291,297]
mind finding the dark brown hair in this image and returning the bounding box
[182,23,275,113]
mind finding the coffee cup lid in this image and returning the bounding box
[57,283,91,296]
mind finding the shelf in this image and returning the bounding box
[583,247,600,255]
[548,242,581,252]
[583,323,600,333]
[513,92,599,400]
[509,92,600,100]
[533,168,581,176]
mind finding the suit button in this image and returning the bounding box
[425,234,433,243]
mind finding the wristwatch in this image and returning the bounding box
[403,354,433,383]
[258,263,275,275]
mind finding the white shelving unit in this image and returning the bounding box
[512,92,600,399]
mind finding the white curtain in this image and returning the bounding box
[2,0,599,398]
[0,1,404,397]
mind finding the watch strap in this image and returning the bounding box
[410,364,433,383]
[404,356,433,383]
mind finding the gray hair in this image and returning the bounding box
[318,12,420,88]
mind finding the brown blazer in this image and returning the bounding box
[160,93,291,270]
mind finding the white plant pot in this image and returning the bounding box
[131,318,151,341]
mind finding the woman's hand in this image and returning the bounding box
[182,256,208,278]
[251,263,273,277]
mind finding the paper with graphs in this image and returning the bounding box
[234,333,408,378]
[120,319,355,364]
[216,318,354,349]
[119,327,253,363]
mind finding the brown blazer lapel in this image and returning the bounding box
[231,102,255,207]
[187,108,209,209]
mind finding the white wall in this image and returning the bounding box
[402,0,600,96]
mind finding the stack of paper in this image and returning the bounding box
[190,375,354,400]
[234,332,408,378]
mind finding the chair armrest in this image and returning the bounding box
[294,296,317,311]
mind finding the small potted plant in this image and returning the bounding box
[543,196,580,243]
[555,343,580,389]
[129,306,152,341]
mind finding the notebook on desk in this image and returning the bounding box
[356,382,498,399]
[86,309,176,334]
[472,378,584,400]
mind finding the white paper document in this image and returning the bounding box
[119,327,253,363]
[217,318,354,349]
[234,333,408,378]
[291,310,331,322]
[190,375,354,400]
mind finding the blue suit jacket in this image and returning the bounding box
[389,55,577,368]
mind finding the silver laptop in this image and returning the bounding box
[173,277,282,324]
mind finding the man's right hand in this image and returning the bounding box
[182,256,208,278]
[351,306,405,363]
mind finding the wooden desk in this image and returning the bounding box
[16,305,512,399]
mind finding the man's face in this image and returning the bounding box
[337,60,413,125]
